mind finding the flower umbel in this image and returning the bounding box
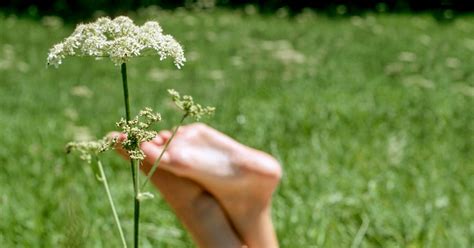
[66,136,117,163]
[116,107,161,160]
[168,89,215,120]
[47,16,186,68]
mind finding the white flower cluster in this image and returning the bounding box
[116,107,161,160]
[47,16,186,68]
[66,136,117,164]
[168,89,215,120]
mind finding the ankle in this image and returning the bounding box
[231,145,282,183]
[233,206,279,248]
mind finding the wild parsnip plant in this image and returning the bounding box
[47,16,213,248]
[3,9,470,247]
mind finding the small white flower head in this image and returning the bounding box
[116,107,161,161]
[66,136,117,164]
[168,89,215,120]
[137,192,154,202]
[47,16,186,68]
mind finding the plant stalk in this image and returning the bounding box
[141,114,187,190]
[121,62,140,248]
[97,158,128,248]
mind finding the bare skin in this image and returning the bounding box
[113,133,243,248]
[113,123,282,247]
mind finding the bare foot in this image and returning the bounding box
[111,132,244,248]
[149,123,282,248]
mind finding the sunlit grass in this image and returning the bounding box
[0,8,473,247]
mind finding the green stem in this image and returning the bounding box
[121,62,140,248]
[121,63,136,188]
[121,63,131,121]
[132,159,140,248]
[141,114,187,190]
[133,185,140,248]
[133,159,140,248]
[97,159,128,248]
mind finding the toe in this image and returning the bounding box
[151,135,164,146]
[158,130,173,142]
[108,132,129,160]
[140,141,171,172]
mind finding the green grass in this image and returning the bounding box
[0,8,473,247]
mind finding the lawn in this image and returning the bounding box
[0,7,473,247]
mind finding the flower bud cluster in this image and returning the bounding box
[116,107,161,160]
[168,89,215,120]
[47,16,186,68]
[137,192,155,202]
[66,136,117,163]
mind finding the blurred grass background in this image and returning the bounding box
[0,6,473,247]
